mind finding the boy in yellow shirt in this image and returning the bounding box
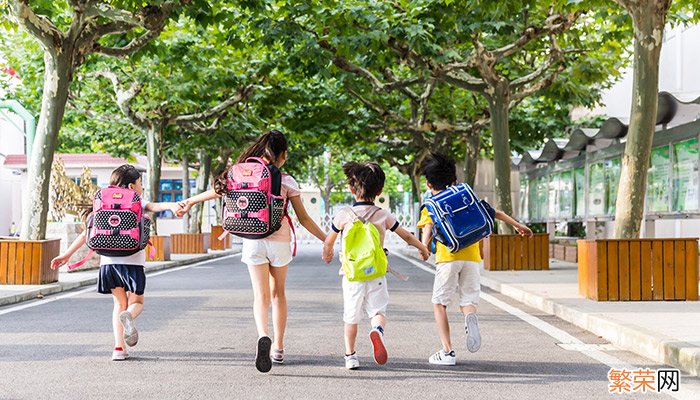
[417,153,532,365]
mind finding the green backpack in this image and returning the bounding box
[341,207,388,282]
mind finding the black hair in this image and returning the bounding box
[422,153,457,190]
[343,161,385,201]
[236,129,288,164]
[214,130,289,195]
[110,164,142,188]
[79,164,141,222]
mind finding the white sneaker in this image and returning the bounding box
[345,353,360,370]
[119,311,139,347]
[429,350,456,366]
[465,313,481,353]
[111,348,129,361]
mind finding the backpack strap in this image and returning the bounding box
[68,249,94,270]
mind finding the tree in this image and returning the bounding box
[2,0,192,240]
[611,0,699,238]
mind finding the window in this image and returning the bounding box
[605,158,621,215]
[673,138,699,211]
[520,178,528,221]
[556,171,573,218]
[588,162,606,216]
[70,176,98,186]
[158,179,196,218]
[647,146,671,212]
[574,167,585,217]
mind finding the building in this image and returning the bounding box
[516,23,700,239]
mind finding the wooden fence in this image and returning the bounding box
[210,226,230,251]
[171,233,211,254]
[482,233,549,271]
[578,239,699,301]
[0,238,60,284]
[146,236,171,262]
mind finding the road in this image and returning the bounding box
[0,246,697,399]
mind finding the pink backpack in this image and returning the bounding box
[69,186,152,270]
[222,158,286,239]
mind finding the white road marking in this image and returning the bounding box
[393,252,700,400]
[0,253,240,316]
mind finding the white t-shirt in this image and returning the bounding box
[99,200,150,266]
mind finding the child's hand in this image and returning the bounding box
[516,224,533,237]
[50,255,69,270]
[418,244,430,261]
[175,200,192,217]
[322,244,334,264]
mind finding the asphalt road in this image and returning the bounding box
[0,246,697,400]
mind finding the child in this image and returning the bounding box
[418,153,532,365]
[50,164,182,361]
[323,162,430,370]
[176,130,326,373]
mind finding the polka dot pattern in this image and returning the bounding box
[87,188,149,257]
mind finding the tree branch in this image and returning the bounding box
[172,85,255,124]
[93,70,152,131]
[8,0,64,51]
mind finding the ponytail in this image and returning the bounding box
[214,130,289,195]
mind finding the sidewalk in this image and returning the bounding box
[0,248,240,308]
[398,248,700,377]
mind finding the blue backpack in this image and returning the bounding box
[422,183,494,253]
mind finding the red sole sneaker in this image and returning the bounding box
[370,330,387,365]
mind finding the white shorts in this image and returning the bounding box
[241,239,293,267]
[342,275,389,325]
[432,261,481,307]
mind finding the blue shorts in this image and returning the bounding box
[98,264,146,295]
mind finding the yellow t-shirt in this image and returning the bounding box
[417,208,482,263]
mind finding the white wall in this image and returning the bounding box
[0,111,26,235]
[601,24,700,119]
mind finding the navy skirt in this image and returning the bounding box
[98,264,146,295]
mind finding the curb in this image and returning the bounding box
[397,248,700,377]
[0,250,239,308]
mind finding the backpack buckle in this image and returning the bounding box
[462,194,469,206]
[112,204,121,209]
[240,182,249,189]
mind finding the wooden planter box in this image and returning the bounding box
[483,233,549,271]
[171,233,210,254]
[0,238,61,284]
[210,226,230,251]
[146,235,171,262]
[578,239,699,301]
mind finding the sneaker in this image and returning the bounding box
[255,336,273,373]
[111,347,129,361]
[429,350,456,366]
[465,313,481,353]
[271,348,284,364]
[369,328,388,365]
[345,353,360,370]
[119,311,138,347]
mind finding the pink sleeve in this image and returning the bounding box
[282,175,301,199]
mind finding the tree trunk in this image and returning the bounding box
[463,130,480,187]
[487,81,515,234]
[189,151,212,234]
[322,190,332,215]
[146,126,162,235]
[613,2,668,239]
[21,50,73,240]
[182,155,190,232]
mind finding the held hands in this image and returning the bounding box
[50,255,69,270]
[175,199,192,217]
[322,243,334,264]
[417,244,430,261]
